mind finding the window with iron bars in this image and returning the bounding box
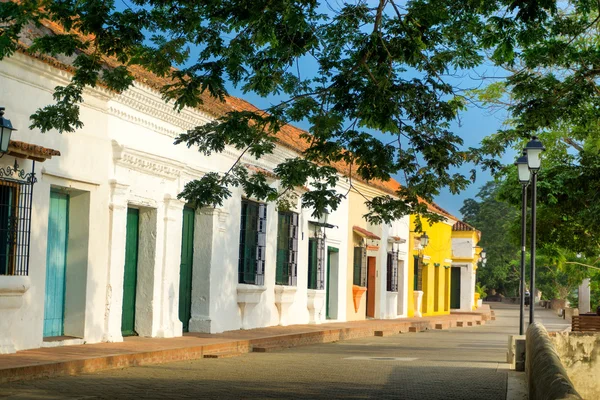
[275,211,298,286]
[0,163,35,276]
[238,200,266,285]
[386,251,399,292]
[353,246,367,287]
[307,233,325,290]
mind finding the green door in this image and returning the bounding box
[43,191,69,337]
[178,207,195,332]
[121,208,139,336]
[450,267,461,309]
[326,247,338,319]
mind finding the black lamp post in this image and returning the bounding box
[0,107,17,153]
[524,136,545,324]
[515,150,530,335]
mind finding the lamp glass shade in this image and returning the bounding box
[420,232,429,248]
[0,126,11,153]
[0,107,16,153]
[318,208,329,225]
[481,250,486,259]
[525,136,546,171]
[526,148,543,170]
[517,160,531,183]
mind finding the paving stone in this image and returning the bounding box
[0,304,529,400]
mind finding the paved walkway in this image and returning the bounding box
[0,310,491,384]
[0,304,570,399]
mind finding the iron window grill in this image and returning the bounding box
[275,211,298,286]
[0,160,36,276]
[307,232,325,290]
[353,245,367,287]
[238,200,266,285]
[387,251,399,292]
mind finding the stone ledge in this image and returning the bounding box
[526,322,582,400]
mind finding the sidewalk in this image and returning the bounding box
[0,308,492,384]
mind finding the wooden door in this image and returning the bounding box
[366,256,376,318]
[121,208,139,336]
[178,207,195,332]
[450,267,461,309]
[43,191,69,337]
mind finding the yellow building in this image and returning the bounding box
[407,211,457,317]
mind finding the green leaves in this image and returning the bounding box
[29,84,84,133]
[10,0,581,222]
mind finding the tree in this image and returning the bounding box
[460,181,521,296]
[1,0,563,224]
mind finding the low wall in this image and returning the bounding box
[549,332,600,400]
[526,323,582,400]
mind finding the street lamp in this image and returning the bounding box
[419,232,429,248]
[524,136,545,325]
[318,208,329,227]
[515,150,530,335]
[0,107,17,153]
[480,250,487,260]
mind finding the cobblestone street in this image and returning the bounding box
[0,305,565,399]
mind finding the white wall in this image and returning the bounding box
[452,237,476,311]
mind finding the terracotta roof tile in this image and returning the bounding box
[453,220,477,232]
[352,226,381,240]
[7,140,60,162]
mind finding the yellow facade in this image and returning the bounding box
[407,215,455,317]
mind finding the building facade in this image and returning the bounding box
[0,27,477,353]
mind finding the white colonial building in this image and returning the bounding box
[0,39,418,353]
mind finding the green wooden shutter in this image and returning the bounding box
[275,212,289,285]
[413,256,420,291]
[121,208,139,336]
[353,247,362,286]
[450,267,461,309]
[308,238,317,289]
[178,207,194,332]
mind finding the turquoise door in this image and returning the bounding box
[43,191,69,337]
[121,208,139,336]
[178,207,195,332]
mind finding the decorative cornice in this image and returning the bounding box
[113,141,184,180]
[110,83,213,135]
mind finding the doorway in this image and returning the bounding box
[326,246,339,319]
[366,256,376,318]
[450,267,461,309]
[178,207,195,332]
[43,191,69,337]
[121,208,139,336]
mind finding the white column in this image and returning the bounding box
[103,181,129,343]
[189,208,218,333]
[579,278,591,314]
[157,195,185,338]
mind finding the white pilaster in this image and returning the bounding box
[103,181,129,343]
[157,195,186,338]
